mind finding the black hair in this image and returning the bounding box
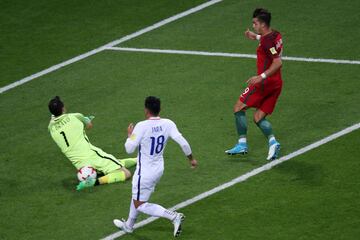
[48,96,64,116]
[145,96,161,116]
[253,8,271,27]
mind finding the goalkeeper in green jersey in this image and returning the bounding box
[48,96,137,191]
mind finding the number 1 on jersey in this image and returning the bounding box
[60,131,70,147]
[150,135,165,155]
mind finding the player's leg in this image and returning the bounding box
[114,173,184,236]
[255,84,282,160]
[134,174,182,223]
[254,109,280,160]
[254,109,274,139]
[133,199,179,222]
[234,100,248,141]
[113,198,184,236]
[113,172,143,233]
[113,198,138,234]
[90,145,137,169]
[226,86,259,155]
[98,168,131,184]
[95,156,132,183]
[77,167,131,190]
[225,99,248,155]
[118,157,137,168]
[134,199,185,237]
[76,155,132,190]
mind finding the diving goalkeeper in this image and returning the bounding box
[48,96,137,190]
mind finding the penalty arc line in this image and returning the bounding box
[0,0,223,95]
[106,47,360,65]
[101,122,360,240]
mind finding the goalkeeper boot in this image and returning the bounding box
[76,178,96,191]
[113,218,133,233]
[267,139,281,161]
[225,143,248,155]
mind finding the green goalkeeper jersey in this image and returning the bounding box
[48,113,93,169]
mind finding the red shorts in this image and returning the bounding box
[239,79,282,114]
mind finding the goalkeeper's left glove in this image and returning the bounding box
[84,115,95,124]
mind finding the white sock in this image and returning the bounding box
[269,136,276,143]
[137,202,177,221]
[126,200,138,228]
[238,137,247,144]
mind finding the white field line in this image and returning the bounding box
[101,122,360,240]
[106,47,360,65]
[0,0,222,95]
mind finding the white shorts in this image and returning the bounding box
[132,168,163,202]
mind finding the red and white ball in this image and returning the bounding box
[77,166,97,181]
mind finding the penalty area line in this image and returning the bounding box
[106,47,360,65]
[101,122,360,240]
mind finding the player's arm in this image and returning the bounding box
[247,45,282,86]
[244,28,260,40]
[84,120,93,130]
[262,43,283,78]
[173,135,198,168]
[73,113,94,130]
[124,123,143,154]
[169,121,198,168]
[262,57,282,78]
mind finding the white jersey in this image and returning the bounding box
[125,117,191,176]
[125,116,192,201]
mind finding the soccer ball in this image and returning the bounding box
[77,166,97,181]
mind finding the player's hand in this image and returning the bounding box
[84,116,95,129]
[246,75,262,86]
[127,123,134,137]
[244,28,257,40]
[189,159,198,169]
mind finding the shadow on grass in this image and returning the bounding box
[122,225,169,240]
[274,160,323,186]
[226,155,263,166]
[61,177,78,191]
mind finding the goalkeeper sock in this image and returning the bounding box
[234,111,247,139]
[98,170,126,184]
[137,202,177,221]
[119,158,137,168]
[256,118,274,140]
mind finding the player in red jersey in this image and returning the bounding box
[225,8,282,160]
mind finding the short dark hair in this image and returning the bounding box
[253,8,271,26]
[48,96,64,116]
[145,96,161,116]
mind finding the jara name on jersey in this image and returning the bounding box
[152,126,163,133]
[52,116,71,131]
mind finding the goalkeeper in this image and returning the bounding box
[48,96,137,191]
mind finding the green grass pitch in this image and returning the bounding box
[0,0,359,239]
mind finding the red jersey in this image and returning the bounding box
[257,30,283,82]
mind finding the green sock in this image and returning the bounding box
[119,158,137,168]
[256,118,274,139]
[234,111,247,137]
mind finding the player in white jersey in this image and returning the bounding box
[113,96,198,237]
